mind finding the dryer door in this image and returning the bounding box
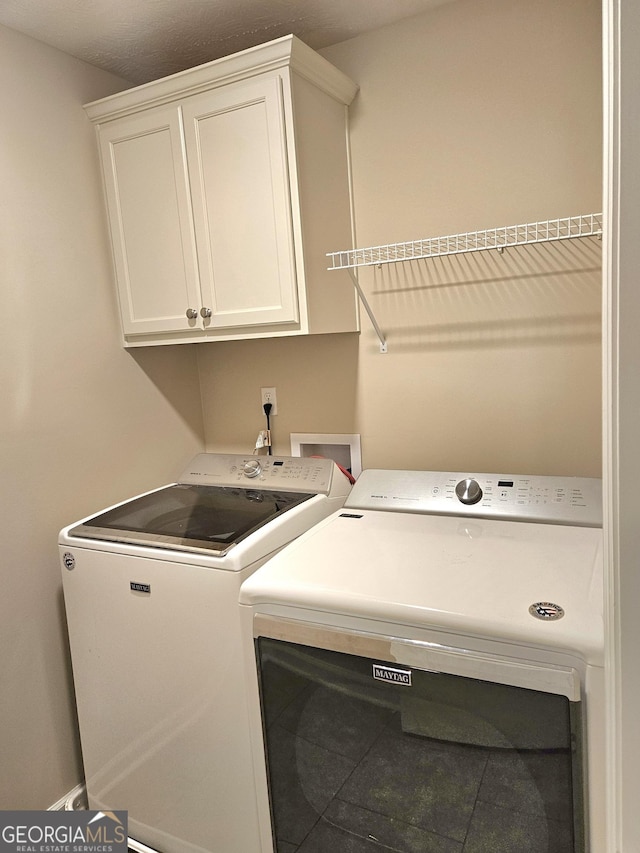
[255,632,584,853]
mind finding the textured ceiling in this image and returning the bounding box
[0,0,451,85]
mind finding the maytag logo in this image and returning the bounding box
[372,664,412,686]
[130,582,151,594]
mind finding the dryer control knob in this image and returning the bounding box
[455,478,483,505]
[243,459,262,479]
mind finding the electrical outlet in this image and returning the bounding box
[260,387,277,415]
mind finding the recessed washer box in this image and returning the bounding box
[290,433,362,478]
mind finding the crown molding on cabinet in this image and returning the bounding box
[84,34,359,123]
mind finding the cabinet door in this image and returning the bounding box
[182,77,299,330]
[98,107,203,336]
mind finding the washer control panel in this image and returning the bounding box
[179,453,338,494]
[346,470,602,527]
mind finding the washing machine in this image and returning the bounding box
[59,453,352,853]
[239,469,604,853]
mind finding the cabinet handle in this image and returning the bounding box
[200,307,212,318]
[186,308,198,320]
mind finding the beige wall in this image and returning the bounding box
[198,0,602,478]
[0,25,204,808]
[0,0,603,811]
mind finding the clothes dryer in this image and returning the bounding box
[240,469,604,853]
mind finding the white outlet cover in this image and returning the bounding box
[260,387,277,415]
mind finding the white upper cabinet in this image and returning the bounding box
[182,77,298,331]
[85,36,359,347]
[98,106,201,336]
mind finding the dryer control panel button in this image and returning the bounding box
[243,460,262,479]
[455,478,483,505]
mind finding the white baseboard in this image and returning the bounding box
[47,787,159,852]
[48,782,86,811]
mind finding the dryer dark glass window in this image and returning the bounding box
[256,637,584,853]
[69,485,313,555]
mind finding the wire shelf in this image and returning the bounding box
[327,213,603,270]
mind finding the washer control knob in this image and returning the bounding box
[455,478,483,505]
[243,459,262,479]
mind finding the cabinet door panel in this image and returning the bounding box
[99,108,202,335]
[183,78,299,329]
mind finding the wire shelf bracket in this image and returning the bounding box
[348,270,387,352]
[329,213,603,352]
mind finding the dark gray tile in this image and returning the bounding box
[297,818,379,853]
[463,800,574,853]
[277,683,394,762]
[403,676,571,750]
[297,798,463,853]
[266,724,356,847]
[478,750,574,824]
[261,659,311,725]
[338,729,488,843]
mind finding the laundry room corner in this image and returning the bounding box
[0,0,613,838]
